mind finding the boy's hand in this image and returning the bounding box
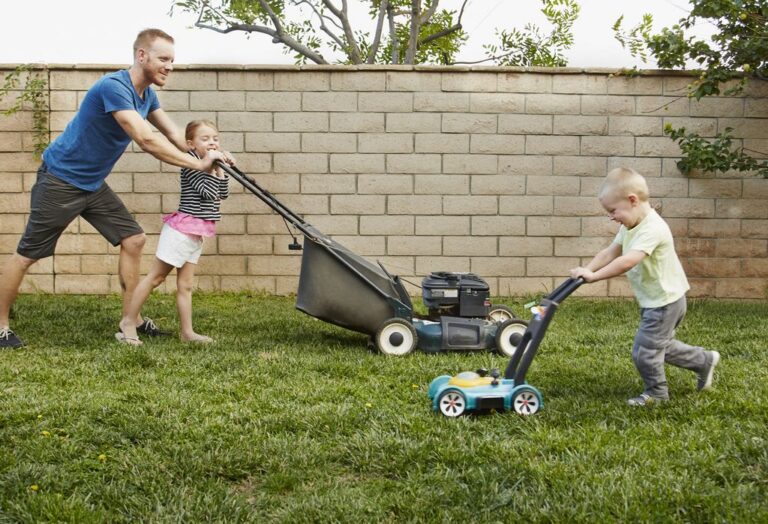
[570,267,596,282]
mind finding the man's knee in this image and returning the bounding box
[120,233,146,254]
[9,253,39,272]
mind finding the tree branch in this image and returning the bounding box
[321,0,363,64]
[405,0,420,64]
[298,0,347,51]
[367,0,389,64]
[193,0,328,64]
[388,3,399,64]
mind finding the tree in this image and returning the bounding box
[170,0,470,65]
[480,0,580,67]
[614,0,768,177]
[169,0,580,66]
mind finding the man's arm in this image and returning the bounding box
[147,108,188,152]
[112,109,220,171]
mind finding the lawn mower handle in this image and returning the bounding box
[215,160,314,238]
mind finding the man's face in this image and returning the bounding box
[138,38,175,87]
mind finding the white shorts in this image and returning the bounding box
[156,223,204,268]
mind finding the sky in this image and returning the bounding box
[2,0,704,68]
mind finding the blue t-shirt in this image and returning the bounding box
[43,70,160,191]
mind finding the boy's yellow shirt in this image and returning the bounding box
[614,209,690,308]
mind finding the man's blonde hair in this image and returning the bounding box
[133,28,174,56]
[598,167,649,202]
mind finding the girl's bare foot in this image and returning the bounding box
[181,332,214,343]
[118,318,141,345]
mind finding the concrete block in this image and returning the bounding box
[302,133,357,153]
[359,92,413,112]
[500,236,553,256]
[581,95,635,116]
[330,153,385,173]
[246,92,301,111]
[387,112,441,132]
[387,154,441,174]
[498,114,553,134]
[471,174,525,196]
[331,112,385,132]
[469,93,525,113]
[526,94,581,115]
[415,134,469,154]
[218,71,273,91]
[303,92,357,112]
[274,112,328,132]
[274,153,328,173]
[444,154,497,174]
[415,175,468,195]
[442,113,497,134]
[413,92,468,112]
[331,72,386,91]
[359,133,413,153]
[526,135,580,155]
[443,196,499,215]
[301,174,356,194]
[387,71,442,92]
[359,174,413,194]
[416,216,470,236]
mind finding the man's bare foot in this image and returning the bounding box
[181,332,214,343]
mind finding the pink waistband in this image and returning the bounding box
[163,211,216,237]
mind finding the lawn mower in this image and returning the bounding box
[428,277,583,416]
[217,162,527,357]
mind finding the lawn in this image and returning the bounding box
[1,292,766,523]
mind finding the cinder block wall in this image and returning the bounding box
[1,65,766,299]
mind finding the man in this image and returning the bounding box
[0,28,229,348]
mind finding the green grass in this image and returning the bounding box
[1,293,766,523]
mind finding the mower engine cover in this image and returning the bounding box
[422,272,490,318]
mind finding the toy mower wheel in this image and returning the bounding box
[495,319,528,358]
[487,304,515,323]
[375,318,417,356]
[512,387,541,416]
[437,389,467,417]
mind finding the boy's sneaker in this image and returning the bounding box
[697,351,721,391]
[627,393,666,407]
[0,327,25,348]
[137,318,170,337]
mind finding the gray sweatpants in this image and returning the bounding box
[632,295,709,399]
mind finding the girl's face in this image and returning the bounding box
[187,124,219,157]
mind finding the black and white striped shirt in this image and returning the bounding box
[178,151,230,221]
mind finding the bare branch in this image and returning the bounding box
[367,0,389,64]
[192,0,329,64]
[388,3,399,64]
[419,0,440,25]
[405,0,420,64]
[298,0,347,51]
[321,0,363,64]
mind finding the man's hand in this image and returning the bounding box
[569,267,596,282]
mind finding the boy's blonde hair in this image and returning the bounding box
[598,167,649,202]
[185,119,218,141]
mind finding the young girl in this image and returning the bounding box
[117,120,229,345]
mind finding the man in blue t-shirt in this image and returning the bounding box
[0,28,229,348]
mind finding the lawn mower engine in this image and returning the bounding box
[422,272,490,320]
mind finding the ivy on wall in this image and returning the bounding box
[0,64,50,158]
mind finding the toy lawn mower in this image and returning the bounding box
[217,162,526,357]
[428,277,583,417]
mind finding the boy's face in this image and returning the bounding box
[599,191,643,229]
[187,125,220,157]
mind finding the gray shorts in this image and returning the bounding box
[16,163,144,260]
